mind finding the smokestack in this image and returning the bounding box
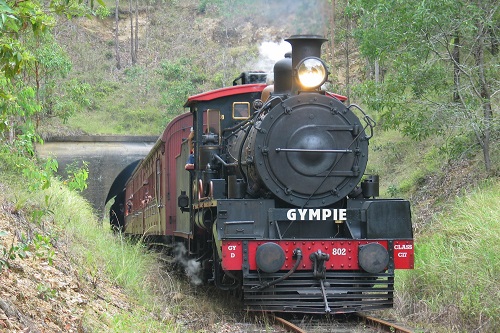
[285,35,328,94]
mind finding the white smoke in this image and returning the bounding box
[253,40,292,77]
[259,40,291,65]
[173,242,203,286]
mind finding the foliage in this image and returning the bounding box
[0,0,104,151]
[0,231,30,271]
[350,0,499,172]
[0,82,43,154]
[0,229,56,272]
[64,160,89,192]
[36,283,58,300]
[21,156,58,191]
[24,32,84,123]
[93,2,110,18]
[0,38,34,84]
[52,79,94,123]
[1,138,89,196]
[0,0,99,80]
[156,58,206,124]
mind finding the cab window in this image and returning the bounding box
[232,102,250,120]
[206,109,221,137]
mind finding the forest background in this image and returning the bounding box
[0,0,499,332]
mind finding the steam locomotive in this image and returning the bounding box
[107,35,413,314]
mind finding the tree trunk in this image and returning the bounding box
[452,32,460,102]
[115,0,121,69]
[344,2,351,103]
[488,27,498,55]
[9,117,14,144]
[474,20,492,173]
[135,0,139,62]
[330,0,336,83]
[130,0,136,65]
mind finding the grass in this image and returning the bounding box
[0,146,183,332]
[366,129,444,196]
[66,105,165,136]
[397,179,500,332]
[365,127,499,332]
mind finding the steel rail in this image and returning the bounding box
[357,313,414,333]
[269,313,414,333]
[272,315,307,333]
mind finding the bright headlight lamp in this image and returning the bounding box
[297,57,328,89]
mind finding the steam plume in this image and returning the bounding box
[173,242,203,286]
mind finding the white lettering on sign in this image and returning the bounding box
[310,209,320,220]
[398,252,407,258]
[394,244,413,250]
[332,248,347,256]
[227,245,237,259]
[286,209,347,221]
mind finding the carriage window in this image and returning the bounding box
[207,109,221,136]
[232,102,250,120]
[156,158,161,200]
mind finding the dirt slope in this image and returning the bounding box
[0,187,132,332]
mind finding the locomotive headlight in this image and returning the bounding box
[297,57,328,89]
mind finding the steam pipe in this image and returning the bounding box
[213,154,238,167]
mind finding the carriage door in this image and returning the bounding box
[156,158,164,234]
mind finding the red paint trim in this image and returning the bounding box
[326,91,348,101]
[184,84,347,106]
[221,239,414,271]
[184,84,267,107]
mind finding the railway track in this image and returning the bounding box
[357,313,415,333]
[270,313,415,333]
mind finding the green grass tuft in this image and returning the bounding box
[0,146,181,332]
[400,179,500,332]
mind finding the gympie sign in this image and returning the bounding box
[286,209,347,221]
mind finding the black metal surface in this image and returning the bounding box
[347,199,413,239]
[243,271,394,313]
[256,242,286,273]
[358,243,390,273]
[244,94,369,207]
[273,52,292,94]
[286,35,328,95]
[216,199,275,239]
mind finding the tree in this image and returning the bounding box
[129,0,139,64]
[0,0,103,149]
[352,0,499,173]
[156,58,206,125]
[115,0,121,69]
[329,0,337,82]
